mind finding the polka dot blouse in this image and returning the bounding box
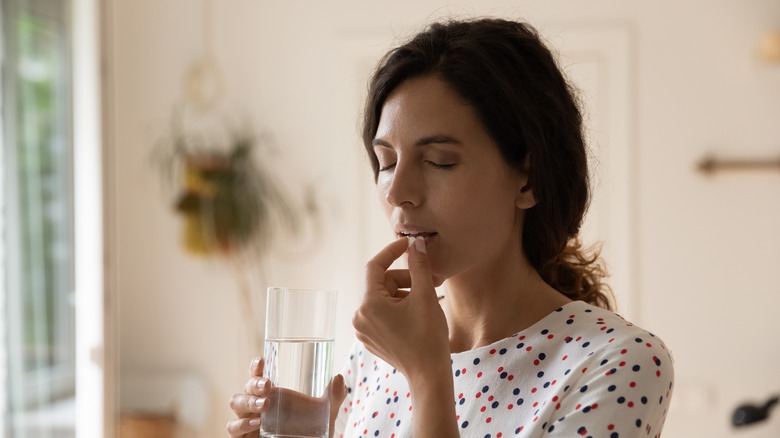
[334,300,674,437]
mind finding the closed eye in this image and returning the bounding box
[378,162,396,172]
[426,161,457,169]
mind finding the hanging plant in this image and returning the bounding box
[156,123,306,258]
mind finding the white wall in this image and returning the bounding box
[108,1,780,437]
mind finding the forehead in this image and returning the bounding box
[376,75,483,139]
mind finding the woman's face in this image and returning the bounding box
[373,75,531,280]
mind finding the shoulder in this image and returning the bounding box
[573,302,672,365]
[564,301,675,393]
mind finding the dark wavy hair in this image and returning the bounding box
[361,18,613,310]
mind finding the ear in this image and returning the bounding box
[515,156,537,210]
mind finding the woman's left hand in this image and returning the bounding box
[352,237,450,381]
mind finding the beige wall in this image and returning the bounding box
[108,1,780,436]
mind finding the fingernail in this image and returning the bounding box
[251,358,260,368]
[256,378,268,390]
[255,397,266,408]
[248,418,261,427]
[414,236,426,253]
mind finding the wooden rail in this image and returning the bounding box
[697,155,780,175]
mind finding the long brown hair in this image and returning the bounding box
[362,18,613,310]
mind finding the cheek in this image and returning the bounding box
[376,180,392,217]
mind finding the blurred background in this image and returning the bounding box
[1,0,779,437]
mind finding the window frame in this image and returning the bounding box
[1,0,77,414]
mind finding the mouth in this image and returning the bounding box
[397,231,438,240]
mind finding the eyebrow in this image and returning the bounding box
[372,135,463,148]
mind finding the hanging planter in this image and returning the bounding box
[159,126,304,258]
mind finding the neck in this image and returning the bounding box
[441,253,570,354]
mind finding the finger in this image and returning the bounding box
[328,374,348,430]
[385,269,411,295]
[226,417,261,437]
[387,268,443,290]
[330,374,348,407]
[229,393,268,417]
[243,376,271,396]
[365,238,410,292]
[249,357,264,377]
[407,237,436,299]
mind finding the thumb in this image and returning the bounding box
[328,374,347,432]
[407,237,436,298]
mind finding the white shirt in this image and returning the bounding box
[334,300,674,438]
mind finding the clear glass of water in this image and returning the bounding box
[261,287,337,438]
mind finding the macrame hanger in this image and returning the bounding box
[182,0,224,110]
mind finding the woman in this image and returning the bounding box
[228,17,673,437]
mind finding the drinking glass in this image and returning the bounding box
[261,287,337,438]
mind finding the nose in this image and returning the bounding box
[382,160,422,208]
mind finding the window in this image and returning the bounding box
[1,0,76,434]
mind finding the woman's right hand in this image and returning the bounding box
[226,357,348,438]
[226,357,270,437]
